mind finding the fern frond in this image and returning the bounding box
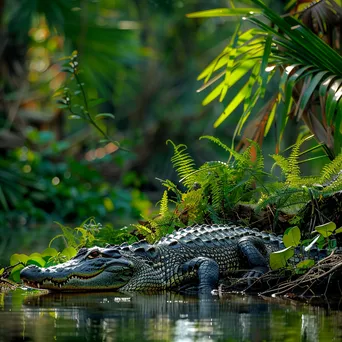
[131,224,154,243]
[319,153,342,185]
[200,135,240,160]
[240,141,264,187]
[271,139,306,185]
[159,190,168,217]
[210,174,225,212]
[167,140,196,188]
[181,189,207,224]
[54,223,79,249]
[252,141,264,173]
[271,154,289,175]
[256,186,308,213]
[157,178,183,202]
[287,138,303,185]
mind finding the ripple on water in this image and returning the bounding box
[1,291,342,341]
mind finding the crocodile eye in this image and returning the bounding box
[88,250,101,259]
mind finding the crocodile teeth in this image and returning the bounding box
[37,283,40,289]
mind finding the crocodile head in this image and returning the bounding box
[20,246,136,291]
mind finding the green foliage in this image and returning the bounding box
[57,51,119,148]
[0,133,150,226]
[8,218,139,282]
[9,247,76,283]
[270,226,300,270]
[257,138,342,214]
[315,222,336,238]
[282,226,301,248]
[270,220,342,272]
[159,191,169,217]
[270,246,294,271]
[131,136,265,242]
[295,259,315,275]
[189,1,342,156]
[166,140,196,188]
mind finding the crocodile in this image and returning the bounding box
[20,224,326,294]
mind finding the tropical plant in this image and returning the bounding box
[0,132,151,226]
[257,136,342,214]
[188,0,342,157]
[133,136,265,242]
[56,51,119,148]
[270,221,341,272]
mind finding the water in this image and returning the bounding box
[1,290,342,342]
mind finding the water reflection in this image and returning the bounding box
[1,291,342,341]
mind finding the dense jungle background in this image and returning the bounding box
[1,0,342,272]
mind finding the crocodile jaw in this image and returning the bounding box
[20,259,134,291]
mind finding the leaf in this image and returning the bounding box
[103,197,114,212]
[259,34,272,97]
[57,104,69,109]
[88,98,107,108]
[27,255,46,267]
[326,79,342,125]
[61,66,73,73]
[10,264,25,283]
[335,227,342,234]
[328,239,337,250]
[41,248,59,259]
[69,115,82,119]
[0,268,4,276]
[283,65,312,118]
[264,94,278,136]
[304,234,321,252]
[95,113,115,120]
[283,226,301,248]
[61,247,78,260]
[10,254,29,266]
[220,47,237,102]
[279,65,298,96]
[202,59,255,106]
[297,71,329,119]
[315,221,336,237]
[214,81,249,128]
[270,246,294,270]
[295,259,314,274]
[186,8,262,18]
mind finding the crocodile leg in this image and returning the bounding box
[177,257,219,295]
[237,236,269,279]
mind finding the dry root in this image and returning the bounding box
[219,252,342,299]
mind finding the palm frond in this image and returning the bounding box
[188,1,342,157]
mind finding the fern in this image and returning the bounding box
[167,140,196,188]
[287,138,303,185]
[159,190,169,217]
[271,154,289,174]
[256,186,309,214]
[200,135,240,160]
[158,178,183,202]
[180,189,207,224]
[132,223,155,243]
[148,136,342,238]
[271,139,302,185]
[319,153,342,188]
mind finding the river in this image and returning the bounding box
[1,290,342,341]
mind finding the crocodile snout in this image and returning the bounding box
[20,264,42,279]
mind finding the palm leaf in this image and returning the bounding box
[189,1,342,157]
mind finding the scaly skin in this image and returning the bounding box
[20,224,288,294]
